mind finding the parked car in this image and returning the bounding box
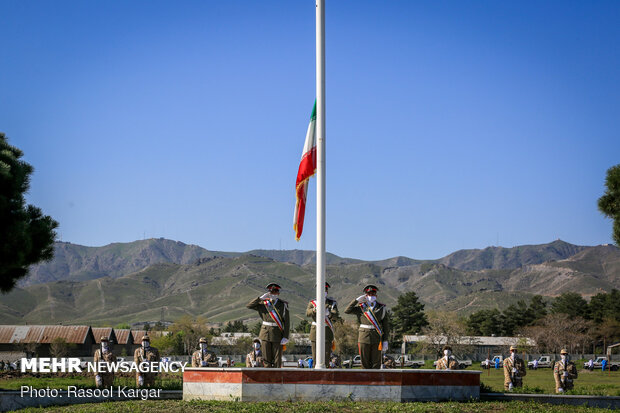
[342,355,362,369]
[583,357,620,371]
[528,355,553,369]
[394,355,424,368]
[481,355,504,369]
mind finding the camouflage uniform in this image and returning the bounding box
[192,349,217,367]
[246,350,264,367]
[383,354,396,369]
[553,353,578,393]
[435,356,459,370]
[134,340,160,387]
[306,294,339,365]
[344,285,390,370]
[93,345,116,388]
[246,284,290,368]
[503,354,526,390]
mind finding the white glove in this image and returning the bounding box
[280,338,289,345]
[260,293,271,300]
[138,375,144,386]
[95,375,102,387]
[356,295,367,303]
[508,383,513,391]
[563,371,568,377]
[558,387,564,393]
[382,341,388,352]
[201,361,207,367]
[512,368,517,373]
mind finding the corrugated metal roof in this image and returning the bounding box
[130,330,168,342]
[115,329,132,345]
[0,325,91,344]
[92,328,116,344]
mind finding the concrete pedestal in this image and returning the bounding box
[183,368,480,402]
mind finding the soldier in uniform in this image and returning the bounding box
[246,339,264,367]
[246,282,290,368]
[553,349,578,393]
[192,337,217,367]
[134,335,160,387]
[306,282,339,366]
[383,354,396,369]
[436,345,459,370]
[93,336,116,388]
[344,284,390,369]
[503,345,526,391]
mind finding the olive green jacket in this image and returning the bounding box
[306,297,339,342]
[247,296,290,342]
[344,299,390,344]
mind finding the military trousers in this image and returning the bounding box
[96,373,114,388]
[359,342,381,369]
[261,340,282,368]
[136,373,157,387]
[311,341,331,367]
[504,376,522,390]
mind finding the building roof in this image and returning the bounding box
[130,330,168,343]
[114,329,133,345]
[91,328,117,344]
[0,325,94,344]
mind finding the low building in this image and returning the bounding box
[0,325,95,357]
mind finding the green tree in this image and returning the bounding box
[250,321,261,337]
[528,295,547,321]
[551,292,589,319]
[465,309,502,336]
[223,320,248,333]
[598,164,620,245]
[0,133,58,292]
[294,319,311,333]
[391,291,429,337]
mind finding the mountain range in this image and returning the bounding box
[0,239,617,326]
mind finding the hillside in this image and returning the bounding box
[1,241,618,325]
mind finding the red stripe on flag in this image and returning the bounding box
[294,146,316,240]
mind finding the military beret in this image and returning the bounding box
[100,336,110,342]
[509,345,518,351]
[560,349,568,354]
[443,345,452,351]
[364,284,378,293]
[142,335,150,341]
[253,338,260,344]
[199,337,208,344]
[325,282,331,289]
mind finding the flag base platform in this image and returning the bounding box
[183,367,481,402]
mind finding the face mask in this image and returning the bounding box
[511,352,515,359]
[561,355,566,362]
[444,350,451,356]
[325,291,328,298]
[142,341,150,349]
[367,295,377,305]
[200,343,207,351]
[253,343,260,350]
[101,343,109,352]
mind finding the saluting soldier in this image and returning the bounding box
[134,335,160,387]
[436,345,459,370]
[246,282,290,368]
[192,337,217,367]
[553,349,578,393]
[503,345,526,390]
[93,336,116,388]
[344,284,390,369]
[246,339,264,367]
[306,282,339,366]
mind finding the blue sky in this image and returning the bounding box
[1,0,619,260]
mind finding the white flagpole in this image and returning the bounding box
[315,0,326,369]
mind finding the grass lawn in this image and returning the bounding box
[0,373,182,391]
[479,367,620,396]
[14,400,619,413]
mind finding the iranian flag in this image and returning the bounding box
[294,102,317,241]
